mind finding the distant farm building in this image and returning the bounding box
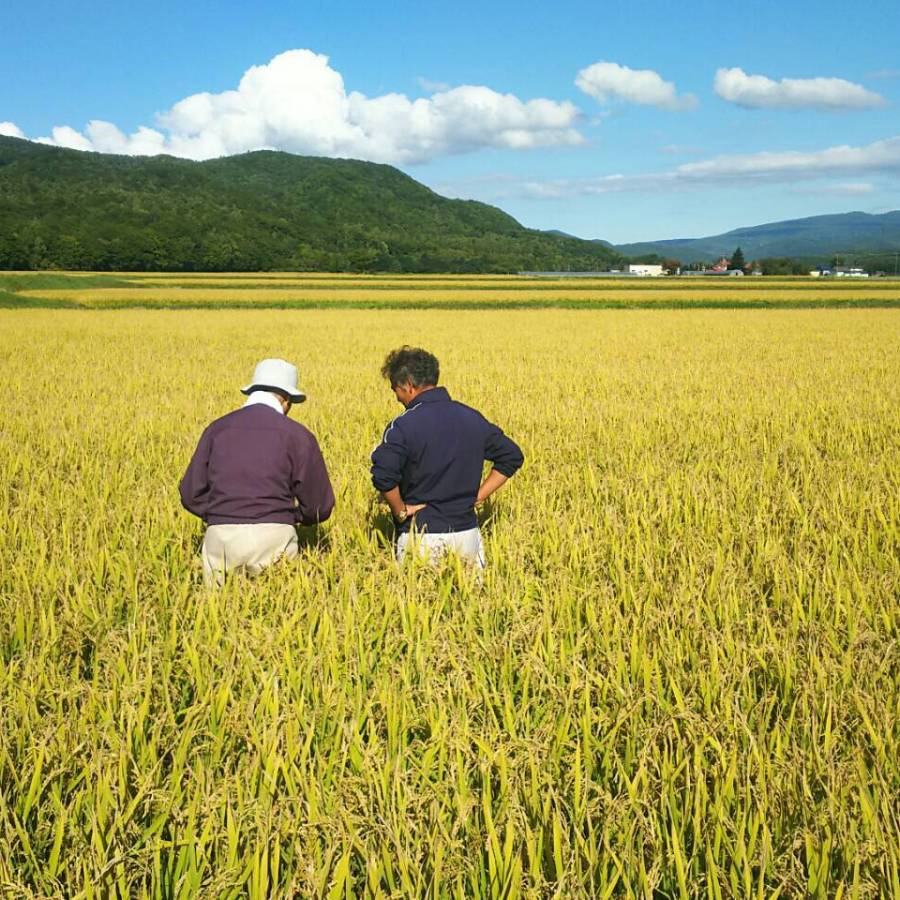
[684,268,745,277]
[680,257,745,276]
[628,264,664,277]
[813,266,869,278]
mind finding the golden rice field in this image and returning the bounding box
[1,303,899,897]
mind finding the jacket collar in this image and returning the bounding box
[242,392,285,415]
[407,386,449,407]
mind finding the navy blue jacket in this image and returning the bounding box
[370,387,524,534]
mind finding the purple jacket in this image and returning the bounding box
[179,404,335,526]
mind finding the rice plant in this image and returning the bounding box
[1,307,898,896]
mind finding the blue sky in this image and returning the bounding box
[2,0,899,242]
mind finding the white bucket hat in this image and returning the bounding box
[241,358,307,403]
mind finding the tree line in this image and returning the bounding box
[0,137,622,274]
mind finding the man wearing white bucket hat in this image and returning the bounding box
[180,358,334,585]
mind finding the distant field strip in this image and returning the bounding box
[130,271,527,282]
[18,286,900,309]
[128,278,900,292]
[4,271,900,308]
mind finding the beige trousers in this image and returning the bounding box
[202,523,298,586]
[396,527,485,569]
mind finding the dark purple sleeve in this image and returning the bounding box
[291,431,335,525]
[179,426,213,520]
[484,420,524,477]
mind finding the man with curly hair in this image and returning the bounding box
[371,346,524,568]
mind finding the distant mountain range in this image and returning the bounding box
[614,211,900,263]
[0,136,621,273]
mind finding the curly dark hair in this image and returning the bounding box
[380,346,440,388]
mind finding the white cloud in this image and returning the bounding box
[0,121,25,138]
[793,182,874,196]
[714,67,886,110]
[676,137,900,180]
[660,144,703,155]
[25,49,583,164]
[417,76,450,93]
[576,61,697,111]
[37,121,167,155]
[442,135,900,199]
[37,126,92,151]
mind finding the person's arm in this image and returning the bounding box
[371,421,426,518]
[291,433,335,526]
[179,427,213,520]
[380,486,427,519]
[478,421,524,506]
[476,468,510,505]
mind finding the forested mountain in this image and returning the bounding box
[615,211,900,263]
[0,137,622,272]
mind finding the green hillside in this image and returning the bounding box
[615,211,900,263]
[0,137,622,273]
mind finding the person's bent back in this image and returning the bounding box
[180,358,334,585]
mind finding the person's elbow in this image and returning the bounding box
[178,480,205,518]
[318,493,336,522]
[494,443,525,478]
[370,464,400,494]
[297,489,335,526]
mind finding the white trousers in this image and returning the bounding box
[396,527,485,569]
[202,523,298,586]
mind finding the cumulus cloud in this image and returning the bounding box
[26,49,583,164]
[37,121,168,155]
[0,121,25,138]
[714,67,886,110]
[442,135,900,199]
[576,62,697,111]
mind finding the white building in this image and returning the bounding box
[628,264,664,277]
